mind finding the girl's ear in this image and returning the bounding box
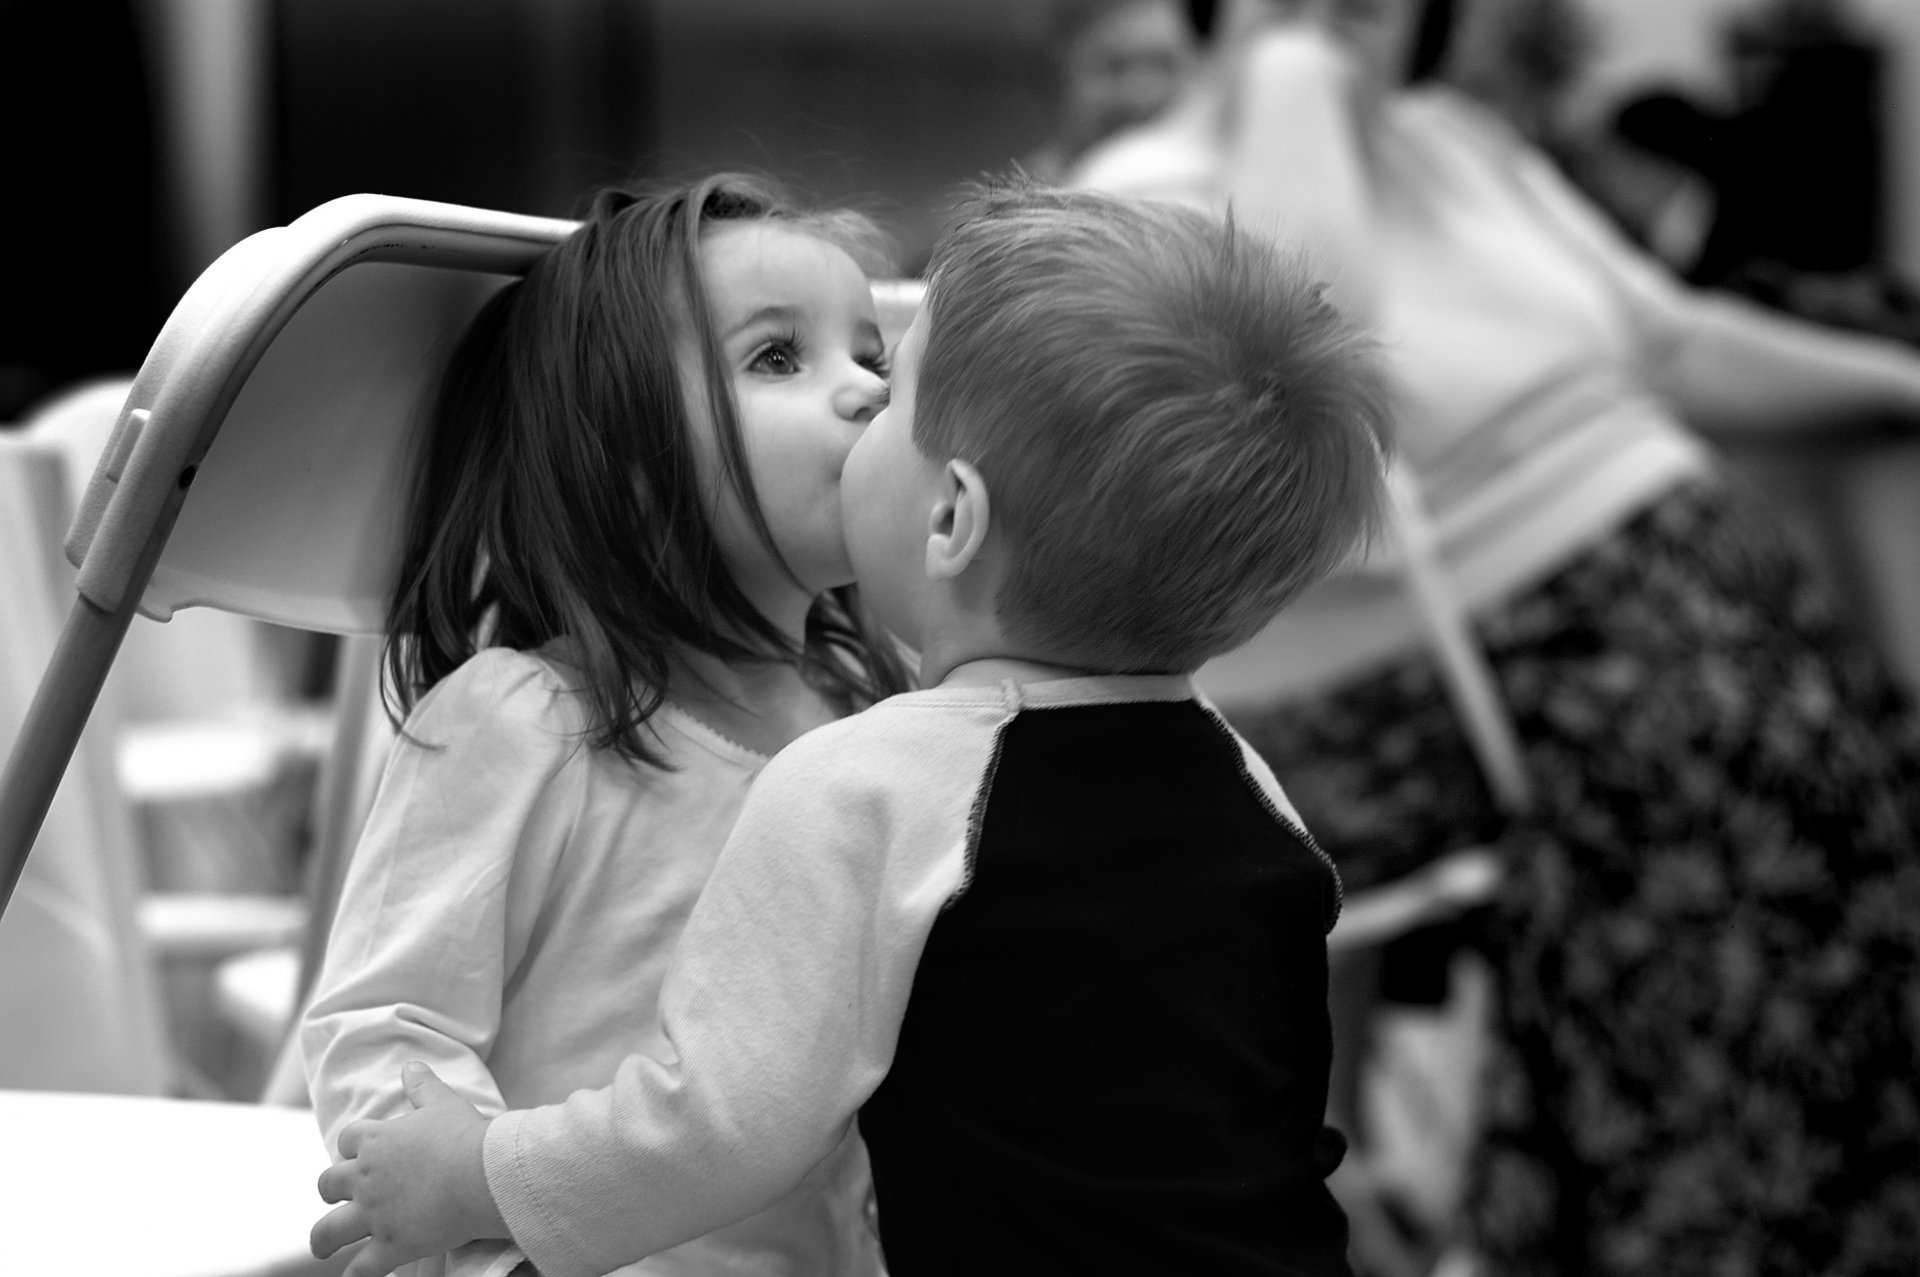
[926,459,991,581]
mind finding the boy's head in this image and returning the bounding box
[844,179,1390,675]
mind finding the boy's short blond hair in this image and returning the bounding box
[915,180,1391,673]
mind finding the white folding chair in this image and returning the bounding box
[0,193,574,1276]
[2,193,573,936]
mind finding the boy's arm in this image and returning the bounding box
[485,730,970,1277]
[315,711,981,1277]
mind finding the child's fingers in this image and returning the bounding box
[317,1157,359,1204]
[310,1200,372,1259]
[338,1118,369,1159]
[401,1059,460,1108]
[342,1240,407,1277]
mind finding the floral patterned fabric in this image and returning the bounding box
[1228,478,1920,1275]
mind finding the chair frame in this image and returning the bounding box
[0,196,575,920]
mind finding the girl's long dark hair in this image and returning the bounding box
[385,172,911,766]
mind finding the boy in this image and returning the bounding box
[312,180,1390,1277]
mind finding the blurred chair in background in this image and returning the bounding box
[221,631,392,1105]
[0,435,171,1095]
[19,378,334,1098]
[0,429,351,1275]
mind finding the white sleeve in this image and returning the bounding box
[300,653,579,1155]
[481,716,973,1277]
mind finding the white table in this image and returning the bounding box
[0,1089,342,1276]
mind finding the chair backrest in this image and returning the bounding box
[72,197,578,634]
[0,196,577,916]
[29,377,331,725]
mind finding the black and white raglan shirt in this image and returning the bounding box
[484,674,1354,1277]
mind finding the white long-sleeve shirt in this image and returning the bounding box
[483,675,1349,1277]
[302,647,882,1277]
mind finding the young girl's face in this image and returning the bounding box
[688,221,891,617]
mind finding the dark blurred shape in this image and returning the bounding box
[1587,1,1918,350]
[1567,86,1725,276]
[1701,0,1885,283]
[270,0,655,223]
[1406,0,1455,84]
[1612,89,1721,177]
[0,0,166,422]
[1186,0,1217,41]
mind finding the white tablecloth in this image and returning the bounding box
[0,1089,336,1276]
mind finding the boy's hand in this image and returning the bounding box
[310,1062,509,1277]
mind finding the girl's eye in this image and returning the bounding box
[748,339,801,375]
[860,351,892,381]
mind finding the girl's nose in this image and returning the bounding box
[835,365,888,424]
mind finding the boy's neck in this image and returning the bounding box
[912,530,1160,691]
[916,620,1126,691]
[914,604,1068,689]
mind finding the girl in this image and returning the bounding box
[301,173,909,1277]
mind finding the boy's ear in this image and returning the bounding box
[926,459,990,582]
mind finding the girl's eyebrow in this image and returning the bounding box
[725,306,885,353]
[721,304,805,341]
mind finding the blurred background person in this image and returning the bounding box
[1023,0,1201,183]
[1073,1,1920,1274]
[1694,0,1887,292]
